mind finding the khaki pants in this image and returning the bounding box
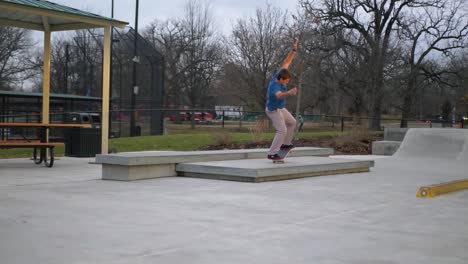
[265,108,297,155]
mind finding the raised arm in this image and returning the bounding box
[281,38,299,69]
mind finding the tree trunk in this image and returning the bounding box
[368,65,383,131]
[400,74,417,128]
[368,96,382,131]
[400,94,412,128]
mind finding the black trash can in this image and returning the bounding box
[67,112,101,128]
[64,127,102,157]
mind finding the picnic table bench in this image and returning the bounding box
[0,122,91,167]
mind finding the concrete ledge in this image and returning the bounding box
[372,141,401,156]
[102,163,176,181]
[97,147,334,181]
[176,157,374,183]
[384,128,408,141]
[96,147,333,166]
[417,179,468,198]
[179,168,370,183]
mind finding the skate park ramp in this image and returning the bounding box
[393,128,468,161]
[391,128,468,198]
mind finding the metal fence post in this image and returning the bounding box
[341,116,344,133]
[190,110,195,129]
[222,111,225,128]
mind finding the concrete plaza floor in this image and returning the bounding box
[0,153,467,264]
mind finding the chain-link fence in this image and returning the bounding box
[107,108,467,137]
[1,108,466,142]
[110,27,164,137]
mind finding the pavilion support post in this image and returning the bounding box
[42,29,51,141]
[101,26,111,154]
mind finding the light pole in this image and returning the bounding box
[130,0,140,136]
[109,0,114,138]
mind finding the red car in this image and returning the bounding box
[168,112,213,121]
[192,112,214,121]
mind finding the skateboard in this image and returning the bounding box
[272,147,293,163]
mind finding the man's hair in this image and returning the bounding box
[277,69,292,80]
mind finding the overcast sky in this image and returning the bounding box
[51,0,302,34]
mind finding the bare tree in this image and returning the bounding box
[0,27,35,90]
[301,22,371,118]
[29,30,104,97]
[70,30,103,96]
[287,11,322,118]
[144,19,188,107]
[180,0,222,108]
[397,0,468,127]
[144,0,222,108]
[227,5,289,110]
[49,37,69,94]
[436,49,468,118]
[301,0,443,130]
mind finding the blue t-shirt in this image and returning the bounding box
[266,70,287,111]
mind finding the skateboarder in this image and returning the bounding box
[266,38,299,161]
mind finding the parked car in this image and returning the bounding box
[192,112,214,121]
[168,112,189,121]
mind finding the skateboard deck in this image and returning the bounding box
[272,148,293,163]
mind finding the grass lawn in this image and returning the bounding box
[0,147,65,159]
[108,131,342,152]
[0,130,378,159]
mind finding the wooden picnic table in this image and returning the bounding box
[0,122,92,167]
[0,123,92,128]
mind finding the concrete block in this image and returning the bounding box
[372,141,401,156]
[102,163,176,181]
[176,157,374,183]
[96,148,335,181]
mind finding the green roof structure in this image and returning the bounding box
[0,0,127,31]
[0,90,102,101]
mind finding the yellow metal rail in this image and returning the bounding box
[417,179,468,198]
